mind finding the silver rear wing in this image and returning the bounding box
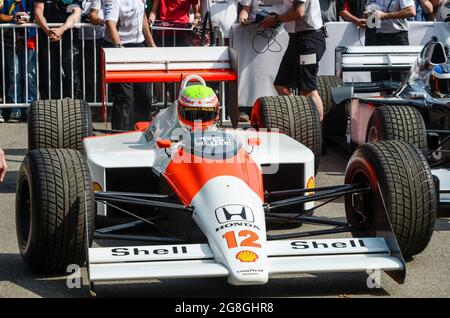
[336,46,423,78]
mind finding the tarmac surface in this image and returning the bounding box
[0,122,449,298]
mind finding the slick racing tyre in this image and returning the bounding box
[252,95,321,173]
[16,149,95,273]
[344,141,437,258]
[366,105,427,154]
[28,99,92,151]
[317,75,347,138]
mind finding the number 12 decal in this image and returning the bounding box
[223,230,261,249]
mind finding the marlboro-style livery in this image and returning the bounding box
[15,47,437,295]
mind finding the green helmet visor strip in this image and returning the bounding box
[178,85,219,124]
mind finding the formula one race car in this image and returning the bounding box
[15,47,437,294]
[324,37,450,213]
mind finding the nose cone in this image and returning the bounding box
[190,176,269,285]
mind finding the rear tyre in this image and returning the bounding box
[366,105,427,153]
[28,99,92,151]
[253,95,321,173]
[344,141,436,258]
[317,76,347,137]
[16,149,95,273]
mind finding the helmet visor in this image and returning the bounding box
[179,106,218,124]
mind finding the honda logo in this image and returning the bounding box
[215,205,254,224]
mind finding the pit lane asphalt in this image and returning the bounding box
[0,122,449,298]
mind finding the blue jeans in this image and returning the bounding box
[5,43,37,114]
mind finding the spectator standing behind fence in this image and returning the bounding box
[336,1,376,45]
[238,0,285,25]
[260,0,326,121]
[34,0,82,100]
[149,0,201,47]
[411,0,433,20]
[104,0,156,131]
[369,0,416,82]
[78,0,104,103]
[0,0,37,123]
[319,0,338,22]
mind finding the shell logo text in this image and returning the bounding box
[236,250,258,263]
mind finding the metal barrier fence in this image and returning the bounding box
[0,22,226,117]
[0,23,105,109]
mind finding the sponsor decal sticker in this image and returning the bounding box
[290,239,366,250]
[194,136,232,147]
[215,205,254,224]
[236,268,264,275]
[110,246,188,256]
[236,250,258,263]
[215,222,260,232]
[223,230,262,249]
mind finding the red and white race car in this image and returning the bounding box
[15,47,437,295]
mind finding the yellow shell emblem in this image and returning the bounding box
[236,250,258,263]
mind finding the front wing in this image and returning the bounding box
[87,238,404,283]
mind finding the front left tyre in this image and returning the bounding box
[16,148,95,273]
[345,140,436,258]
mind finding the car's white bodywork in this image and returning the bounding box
[82,100,404,286]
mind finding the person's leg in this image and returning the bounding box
[133,82,152,122]
[131,43,152,122]
[297,32,325,121]
[385,32,409,83]
[5,43,17,104]
[373,32,396,82]
[83,39,95,102]
[37,30,50,100]
[366,29,383,82]
[61,34,80,99]
[302,90,323,121]
[273,35,298,96]
[13,48,27,120]
[50,41,62,99]
[27,48,38,103]
[5,43,23,120]
[111,82,135,130]
[274,85,292,95]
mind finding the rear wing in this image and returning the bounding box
[101,46,239,127]
[335,45,423,78]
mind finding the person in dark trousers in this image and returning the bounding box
[34,0,82,100]
[104,0,156,131]
[260,0,326,121]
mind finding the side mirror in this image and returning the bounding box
[248,138,261,146]
[428,42,448,66]
[156,139,172,149]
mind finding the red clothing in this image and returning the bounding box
[159,0,198,23]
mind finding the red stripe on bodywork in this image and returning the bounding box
[164,148,264,205]
[105,70,237,83]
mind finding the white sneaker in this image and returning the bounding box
[0,113,4,123]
